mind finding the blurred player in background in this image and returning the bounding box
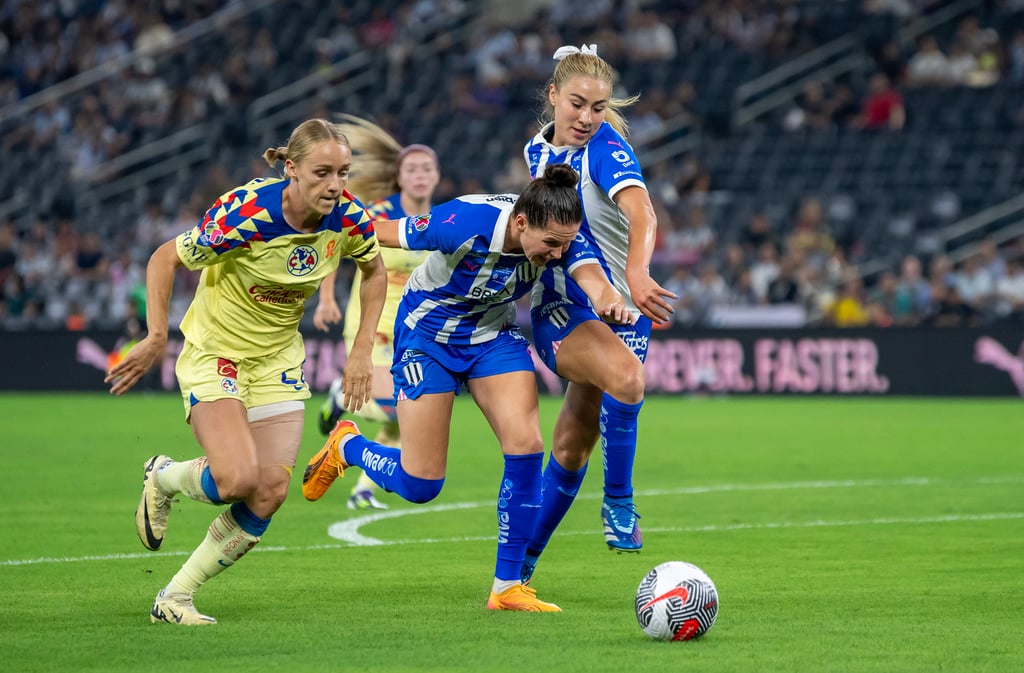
[521,45,677,580]
[313,114,441,511]
[302,165,633,611]
[106,119,387,625]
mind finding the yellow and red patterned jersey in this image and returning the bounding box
[175,177,380,358]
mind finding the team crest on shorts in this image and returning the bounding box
[221,378,239,394]
[287,245,318,276]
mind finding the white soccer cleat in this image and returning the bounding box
[150,590,217,625]
[136,455,174,551]
[347,489,389,511]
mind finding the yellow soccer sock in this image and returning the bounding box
[158,457,216,504]
[353,471,377,493]
[376,421,401,449]
[164,509,259,595]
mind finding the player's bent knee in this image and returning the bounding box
[400,473,445,504]
[213,467,262,502]
[607,362,645,404]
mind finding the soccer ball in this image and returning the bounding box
[635,561,719,641]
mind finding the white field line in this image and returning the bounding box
[3,476,1023,567]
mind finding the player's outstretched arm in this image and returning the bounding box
[616,186,676,324]
[571,263,634,325]
[106,240,181,395]
[371,218,400,248]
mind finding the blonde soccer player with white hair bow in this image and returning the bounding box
[520,43,677,581]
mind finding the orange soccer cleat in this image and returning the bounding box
[487,583,562,612]
[302,420,360,501]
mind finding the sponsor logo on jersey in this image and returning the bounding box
[248,284,306,304]
[442,213,457,225]
[611,150,631,164]
[486,195,515,204]
[197,221,225,247]
[179,229,208,263]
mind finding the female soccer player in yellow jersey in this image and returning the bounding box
[105,118,387,625]
[312,115,441,511]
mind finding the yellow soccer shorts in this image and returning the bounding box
[176,338,310,420]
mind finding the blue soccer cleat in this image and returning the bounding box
[520,550,541,584]
[602,495,643,553]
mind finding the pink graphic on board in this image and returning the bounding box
[974,336,1024,396]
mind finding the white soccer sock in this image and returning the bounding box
[492,578,519,594]
[164,509,259,596]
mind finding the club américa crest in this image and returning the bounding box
[287,245,318,276]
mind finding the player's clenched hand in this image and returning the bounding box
[340,350,373,412]
[105,335,166,396]
[627,274,677,325]
[313,299,342,332]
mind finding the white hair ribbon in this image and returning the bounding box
[552,43,598,61]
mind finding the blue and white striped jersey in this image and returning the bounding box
[524,121,647,316]
[396,194,596,346]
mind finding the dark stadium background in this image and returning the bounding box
[2,0,1023,395]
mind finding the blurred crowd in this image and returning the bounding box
[2,0,1024,331]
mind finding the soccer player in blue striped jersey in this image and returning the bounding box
[107,119,387,625]
[312,115,441,512]
[520,45,678,576]
[303,164,634,611]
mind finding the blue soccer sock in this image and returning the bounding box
[495,452,544,582]
[200,464,226,505]
[342,434,443,504]
[601,393,643,499]
[526,455,588,556]
[229,501,271,537]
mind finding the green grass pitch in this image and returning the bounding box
[1,393,1022,672]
